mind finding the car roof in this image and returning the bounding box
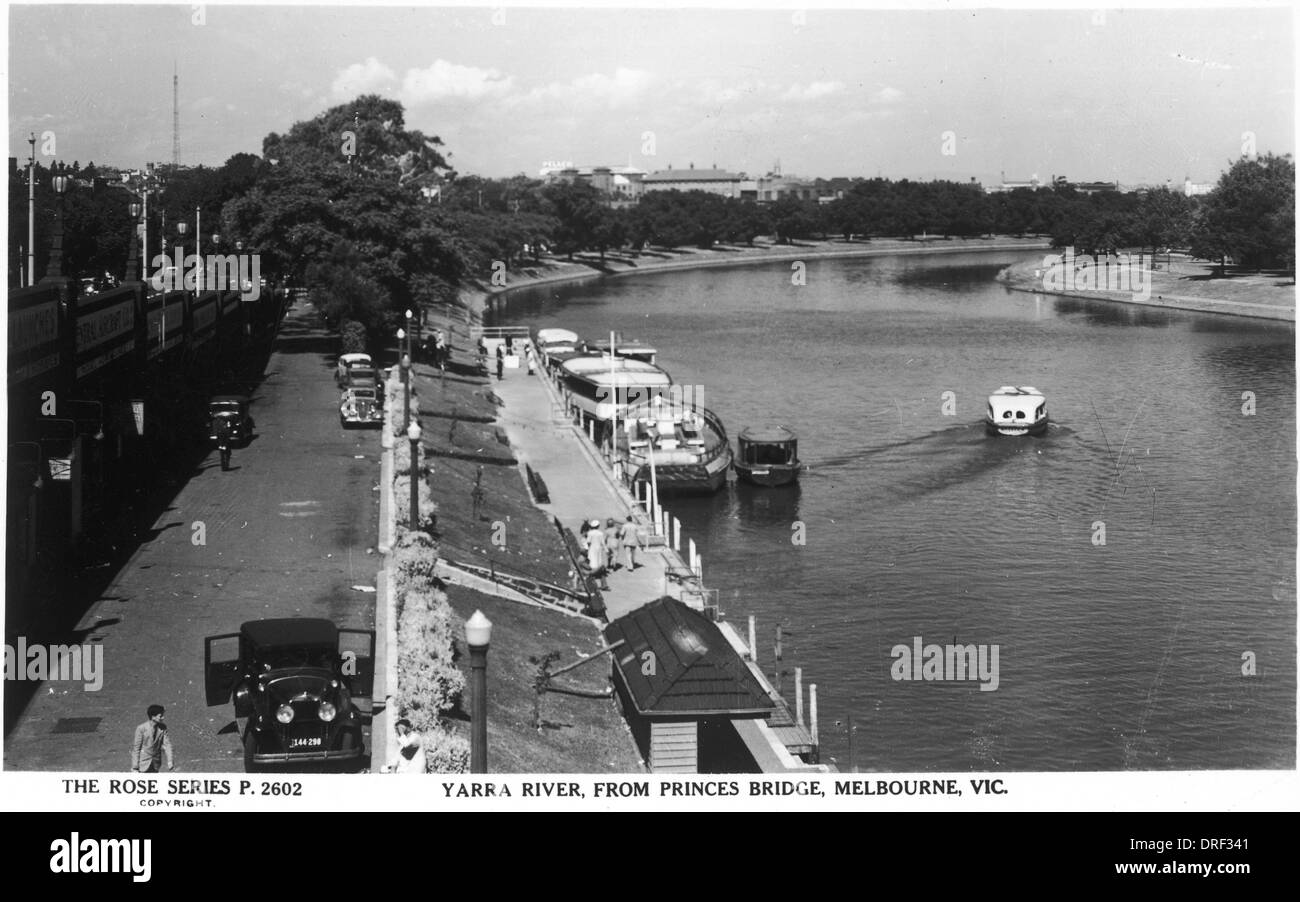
[241,618,337,649]
[340,353,372,363]
[210,395,249,404]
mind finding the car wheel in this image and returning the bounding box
[243,727,260,773]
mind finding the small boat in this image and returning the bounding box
[985,386,1048,436]
[619,398,732,494]
[733,425,802,486]
[591,334,658,365]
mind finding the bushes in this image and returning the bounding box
[340,319,367,354]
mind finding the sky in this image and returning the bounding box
[5,2,1295,186]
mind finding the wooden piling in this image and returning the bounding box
[775,624,783,661]
[673,517,680,552]
[748,615,757,662]
[809,683,819,750]
[688,538,696,571]
[795,667,804,726]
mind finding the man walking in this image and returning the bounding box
[619,515,644,571]
[214,417,234,471]
[604,517,621,571]
[131,704,175,773]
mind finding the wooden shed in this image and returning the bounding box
[604,598,775,773]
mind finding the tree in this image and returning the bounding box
[1189,153,1295,272]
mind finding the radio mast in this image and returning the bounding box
[172,62,180,167]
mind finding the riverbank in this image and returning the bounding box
[472,235,1052,313]
[998,253,1296,321]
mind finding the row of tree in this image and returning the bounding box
[10,95,1293,344]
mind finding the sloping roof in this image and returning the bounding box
[644,169,744,182]
[604,598,775,717]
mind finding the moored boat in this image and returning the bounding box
[734,425,802,486]
[591,334,658,365]
[559,355,674,428]
[985,386,1048,435]
[618,398,733,494]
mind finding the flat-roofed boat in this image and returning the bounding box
[733,425,802,486]
[559,355,674,427]
[618,398,732,494]
[985,386,1048,436]
[591,335,658,365]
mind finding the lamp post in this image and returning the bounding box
[26,133,36,286]
[407,420,422,531]
[465,610,493,773]
[175,220,188,296]
[125,199,143,282]
[45,167,71,279]
[405,308,414,426]
[194,206,202,293]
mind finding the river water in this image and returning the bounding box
[490,250,1296,771]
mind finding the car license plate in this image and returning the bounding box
[289,736,322,749]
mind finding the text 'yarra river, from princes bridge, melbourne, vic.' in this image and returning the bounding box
[490,249,1296,772]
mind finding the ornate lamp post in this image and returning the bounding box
[125,199,143,282]
[407,420,422,532]
[175,220,188,296]
[194,206,203,292]
[45,167,71,280]
[465,610,493,773]
[404,308,414,430]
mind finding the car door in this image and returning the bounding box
[337,629,376,697]
[204,632,242,706]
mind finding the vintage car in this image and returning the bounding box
[340,387,384,428]
[204,618,375,772]
[207,395,255,446]
[335,353,373,387]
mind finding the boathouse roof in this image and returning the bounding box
[604,598,775,718]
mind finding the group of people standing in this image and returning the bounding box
[579,515,645,591]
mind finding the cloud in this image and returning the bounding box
[526,67,655,109]
[781,80,846,102]
[331,57,398,100]
[870,86,904,103]
[402,59,515,103]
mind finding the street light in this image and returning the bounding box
[405,309,414,431]
[175,221,188,296]
[45,167,71,279]
[407,420,421,532]
[126,198,143,282]
[465,610,493,773]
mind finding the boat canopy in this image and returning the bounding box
[534,327,579,346]
[738,425,798,445]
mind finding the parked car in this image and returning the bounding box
[204,618,375,772]
[335,353,373,387]
[207,395,255,446]
[340,387,383,428]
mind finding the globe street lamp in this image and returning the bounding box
[407,420,422,532]
[465,610,493,773]
[126,198,143,282]
[175,220,188,296]
[45,167,71,279]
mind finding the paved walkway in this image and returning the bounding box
[489,368,685,622]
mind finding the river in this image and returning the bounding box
[489,249,1296,771]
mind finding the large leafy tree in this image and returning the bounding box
[1189,153,1294,272]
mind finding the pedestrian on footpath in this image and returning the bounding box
[525,343,537,376]
[584,519,610,590]
[619,515,645,570]
[131,704,175,773]
[496,343,505,381]
[604,517,621,571]
[381,718,426,774]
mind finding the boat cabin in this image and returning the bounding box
[734,425,801,486]
[985,386,1048,436]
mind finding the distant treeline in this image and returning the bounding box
[12,94,1292,350]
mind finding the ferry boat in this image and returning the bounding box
[618,398,733,494]
[734,425,802,486]
[559,355,674,427]
[985,386,1048,436]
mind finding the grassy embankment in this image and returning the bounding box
[998,253,1295,320]
[390,303,642,772]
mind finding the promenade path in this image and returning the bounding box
[489,368,686,622]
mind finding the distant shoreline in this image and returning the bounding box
[463,235,1052,316]
[997,256,1295,322]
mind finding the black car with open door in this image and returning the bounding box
[205,618,375,772]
